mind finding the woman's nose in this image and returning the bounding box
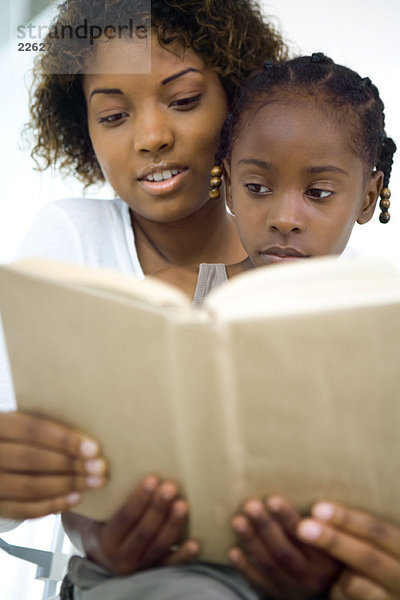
[267,194,305,235]
[133,109,174,154]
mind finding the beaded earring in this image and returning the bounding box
[209,165,223,199]
[379,187,391,223]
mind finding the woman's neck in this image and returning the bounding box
[131,198,246,275]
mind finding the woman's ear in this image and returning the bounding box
[357,170,384,224]
[223,158,234,215]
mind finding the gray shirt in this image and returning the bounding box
[192,263,228,305]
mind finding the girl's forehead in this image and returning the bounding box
[231,100,363,171]
[236,100,352,150]
[255,99,337,126]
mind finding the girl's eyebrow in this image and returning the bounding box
[237,160,350,178]
[237,158,271,169]
[308,165,350,177]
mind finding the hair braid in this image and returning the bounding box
[377,137,397,189]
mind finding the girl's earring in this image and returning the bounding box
[209,165,223,199]
[379,187,391,223]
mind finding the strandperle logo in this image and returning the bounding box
[17,19,148,46]
[11,0,151,74]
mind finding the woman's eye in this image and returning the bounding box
[98,112,128,125]
[307,188,333,200]
[245,183,270,195]
[170,94,202,110]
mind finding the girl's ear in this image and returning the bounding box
[223,158,234,215]
[357,170,384,224]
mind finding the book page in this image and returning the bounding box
[215,297,400,526]
[0,266,187,514]
[0,262,241,561]
[6,257,193,312]
[205,255,400,320]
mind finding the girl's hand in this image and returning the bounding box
[62,474,200,575]
[297,502,400,600]
[229,495,340,600]
[0,411,106,519]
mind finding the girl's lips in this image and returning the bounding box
[258,250,310,264]
[137,168,188,196]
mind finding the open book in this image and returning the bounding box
[0,255,399,563]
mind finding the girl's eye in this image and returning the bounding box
[98,112,129,125]
[245,183,270,195]
[170,94,202,110]
[307,188,333,200]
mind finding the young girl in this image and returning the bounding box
[155,53,396,303]
[155,53,399,600]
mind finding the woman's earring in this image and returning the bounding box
[379,187,391,223]
[209,165,223,199]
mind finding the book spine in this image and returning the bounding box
[164,318,245,563]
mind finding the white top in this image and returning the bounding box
[0,196,144,532]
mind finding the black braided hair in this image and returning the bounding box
[217,53,396,203]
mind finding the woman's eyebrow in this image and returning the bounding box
[90,88,123,101]
[88,68,202,100]
[161,67,202,86]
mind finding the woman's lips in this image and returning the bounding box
[137,166,188,196]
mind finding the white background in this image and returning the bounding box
[0,1,399,598]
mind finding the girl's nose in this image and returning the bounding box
[267,193,305,236]
[133,109,174,154]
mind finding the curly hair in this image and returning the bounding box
[28,0,288,187]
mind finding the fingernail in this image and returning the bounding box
[233,517,247,533]
[85,459,105,475]
[173,500,188,517]
[80,439,99,458]
[266,496,282,512]
[143,475,158,492]
[229,548,241,563]
[160,483,176,501]
[244,500,263,517]
[186,540,200,555]
[298,520,322,541]
[66,492,81,505]
[313,502,334,521]
[86,476,105,489]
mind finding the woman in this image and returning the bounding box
[0,1,289,597]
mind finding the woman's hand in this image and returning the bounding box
[0,411,106,519]
[229,495,340,600]
[297,502,400,600]
[62,474,200,575]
